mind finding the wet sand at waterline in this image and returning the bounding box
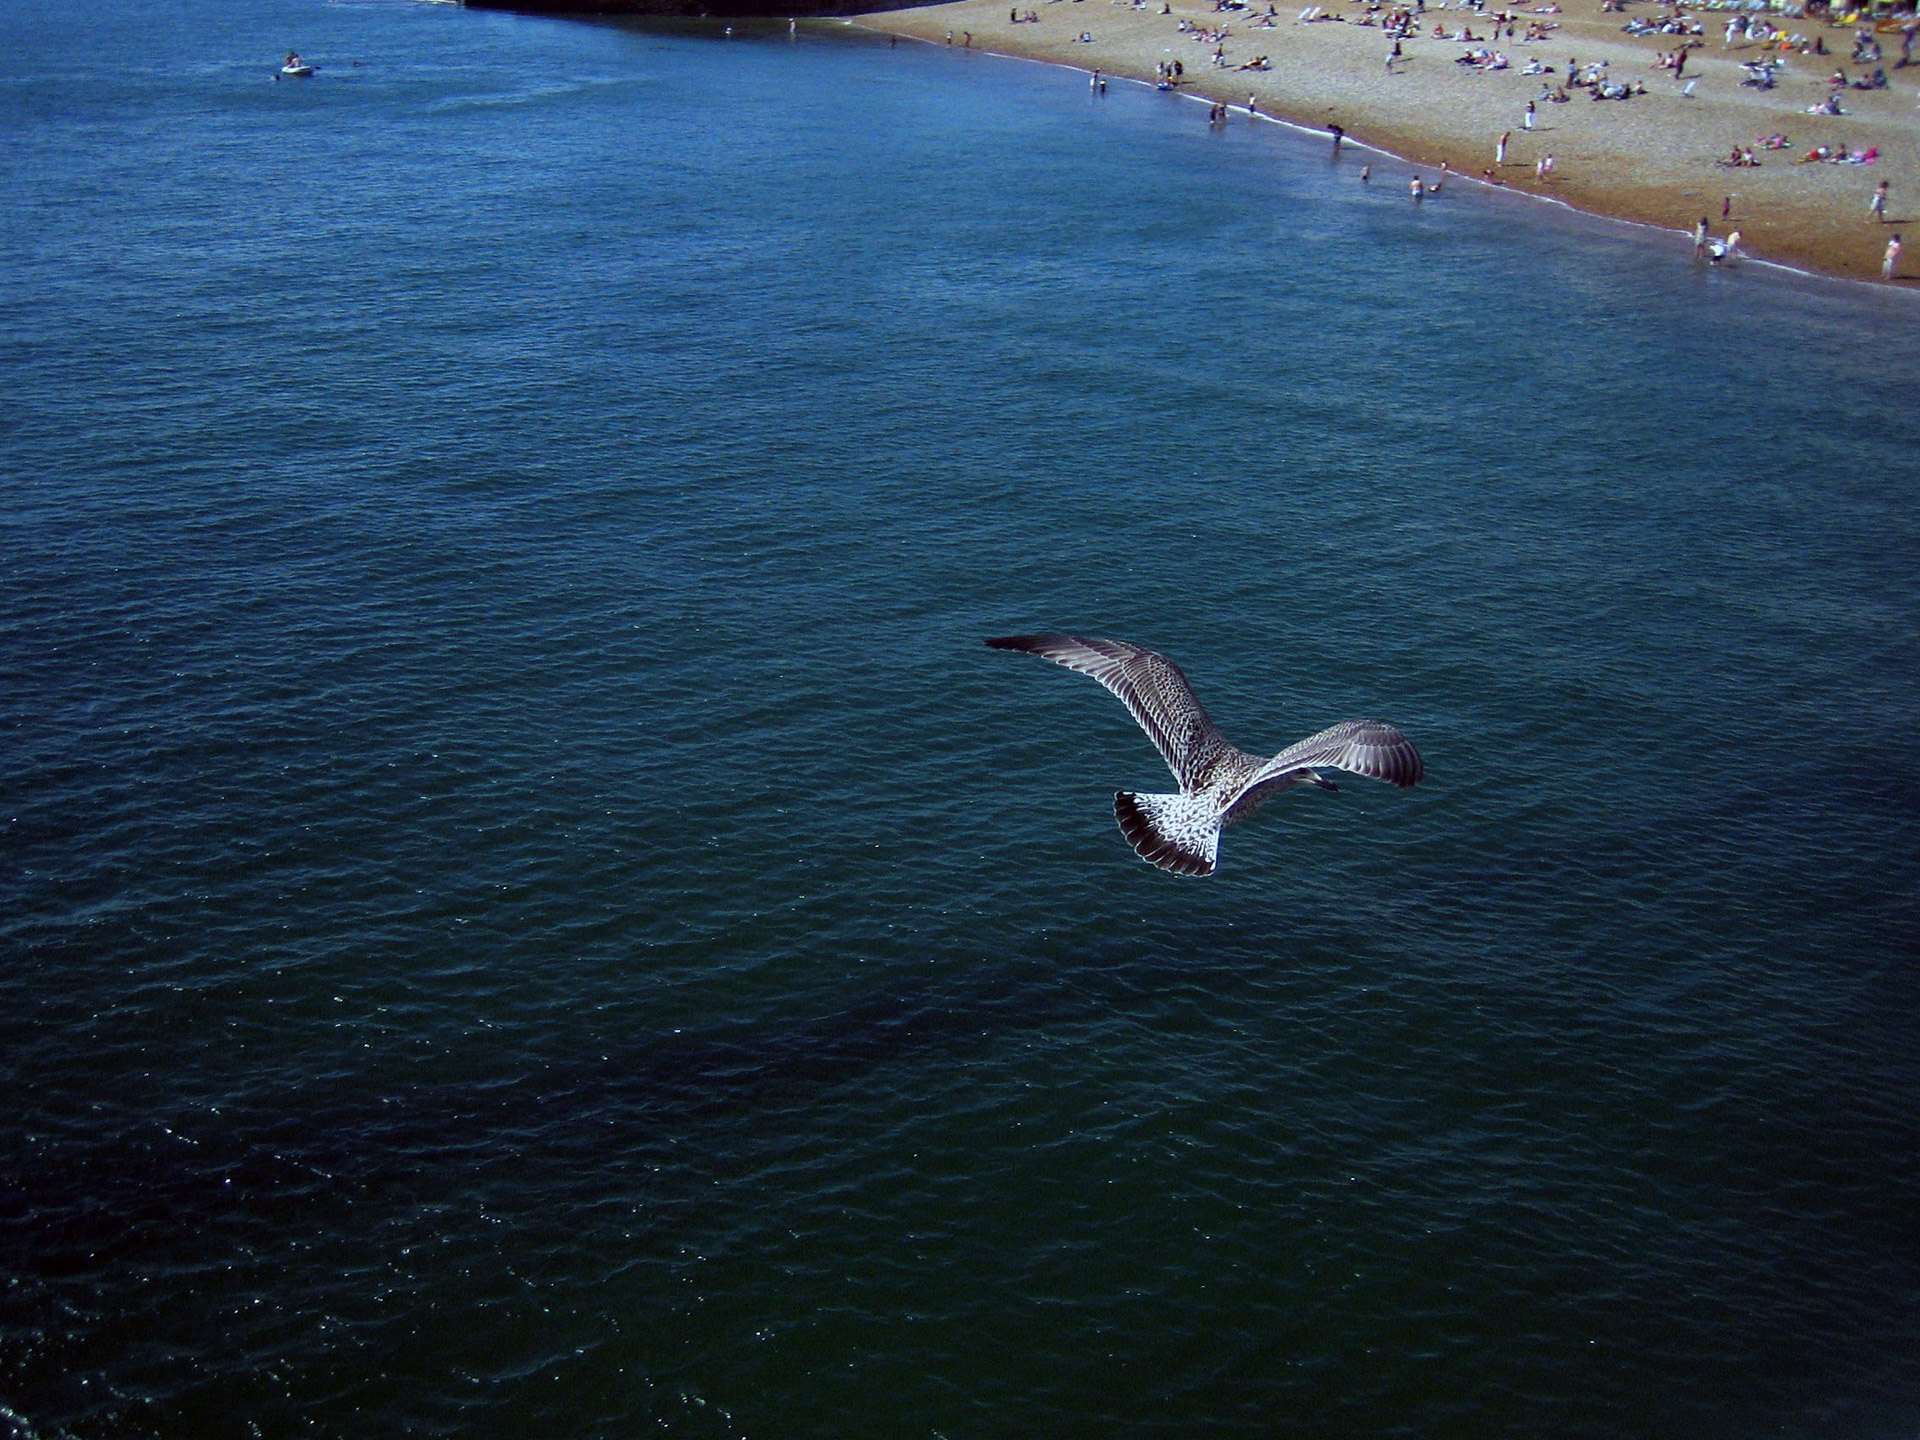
[856,0,1920,282]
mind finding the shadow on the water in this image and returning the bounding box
[1,921,1275,1286]
[0,930,1283,1431]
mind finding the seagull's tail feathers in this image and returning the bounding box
[1114,791,1221,877]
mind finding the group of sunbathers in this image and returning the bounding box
[1558,60,1638,98]
[1373,7,1418,36]
[1797,143,1879,163]
[1623,13,1703,37]
[1177,17,1231,43]
[1837,66,1889,89]
[1296,0,1427,22]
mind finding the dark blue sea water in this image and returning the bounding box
[5,2,1919,1436]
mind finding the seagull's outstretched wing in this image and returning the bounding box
[985,634,1225,791]
[1239,719,1424,797]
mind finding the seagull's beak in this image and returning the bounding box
[1310,774,1340,792]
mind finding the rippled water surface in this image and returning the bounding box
[4,1,1919,1436]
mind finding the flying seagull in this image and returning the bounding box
[986,634,1422,876]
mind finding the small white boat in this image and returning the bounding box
[280,61,314,78]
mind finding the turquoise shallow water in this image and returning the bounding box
[3,2,1919,1437]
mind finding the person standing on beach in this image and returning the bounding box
[1886,233,1903,278]
[1871,180,1890,221]
[1693,216,1710,258]
[1674,45,1687,78]
[1497,130,1510,165]
[1523,99,1535,129]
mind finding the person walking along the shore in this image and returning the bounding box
[1871,180,1889,221]
[1885,232,1903,278]
[1693,216,1710,258]
[1497,130,1510,165]
[1523,99,1535,129]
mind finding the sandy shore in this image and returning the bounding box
[851,0,1920,282]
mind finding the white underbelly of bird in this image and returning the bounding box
[987,634,1423,876]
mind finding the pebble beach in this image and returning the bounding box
[855,0,1920,281]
